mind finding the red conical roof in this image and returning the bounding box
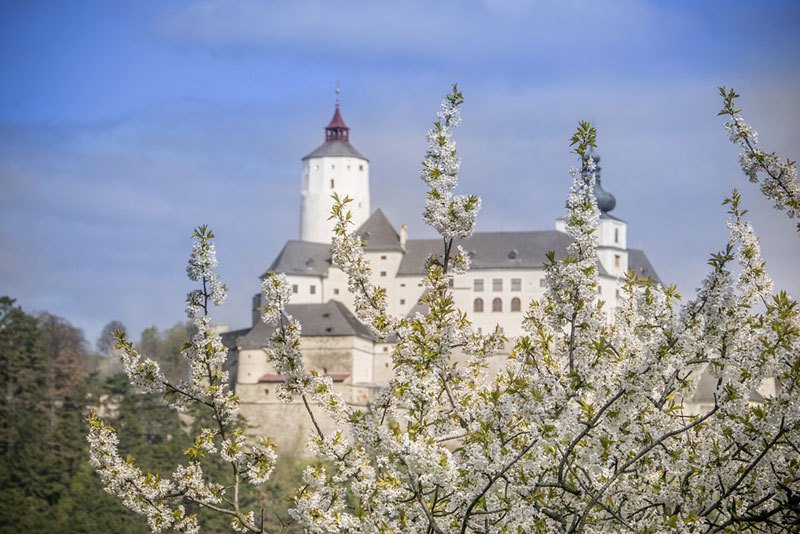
[325,103,349,141]
[327,106,348,129]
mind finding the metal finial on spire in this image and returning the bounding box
[335,81,341,108]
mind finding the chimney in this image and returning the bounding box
[400,224,408,250]
[252,293,262,326]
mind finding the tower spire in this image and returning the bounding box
[325,82,349,142]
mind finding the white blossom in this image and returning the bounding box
[91,88,800,533]
[88,225,272,533]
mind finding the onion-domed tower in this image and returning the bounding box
[586,148,628,277]
[299,91,370,243]
[555,147,629,278]
[586,148,616,213]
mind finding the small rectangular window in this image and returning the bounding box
[598,286,602,294]
[400,283,406,287]
[614,254,621,268]
[359,164,364,171]
[380,255,387,260]
[539,278,547,288]
[380,271,387,277]
[292,284,298,294]
[400,299,405,305]
[614,227,619,244]
[310,285,316,295]
[493,278,503,292]
[330,179,335,189]
[333,288,340,295]
[474,279,484,292]
[511,278,521,292]
[448,278,454,288]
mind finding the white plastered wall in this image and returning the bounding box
[300,156,370,243]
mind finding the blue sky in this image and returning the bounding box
[1,0,799,345]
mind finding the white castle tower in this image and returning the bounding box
[300,93,370,243]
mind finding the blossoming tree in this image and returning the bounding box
[89,86,799,532]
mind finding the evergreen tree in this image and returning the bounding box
[97,320,127,356]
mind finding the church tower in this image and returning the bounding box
[587,149,628,278]
[555,148,628,277]
[300,93,370,243]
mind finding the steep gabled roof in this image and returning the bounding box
[627,249,661,284]
[228,300,375,350]
[264,240,331,278]
[357,209,403,252]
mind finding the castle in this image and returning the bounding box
[222,98,664,448]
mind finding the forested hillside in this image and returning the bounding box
[0,297,303,533]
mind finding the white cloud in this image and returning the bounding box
[155,0,670,62]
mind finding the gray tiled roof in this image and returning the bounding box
[302,139,367,160]
[227,300,375,350]
[264,240,331,278]
[628,249,661,284]
[357,209,403,252]
[396,231,606,275]
[220,327,251,350]
[265,226,660,283]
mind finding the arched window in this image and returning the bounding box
[492,298,502,312]
[511,297,521,312]
[473,298,484,312]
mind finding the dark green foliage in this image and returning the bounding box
[139,322,192,381]
[0,300,307,533]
